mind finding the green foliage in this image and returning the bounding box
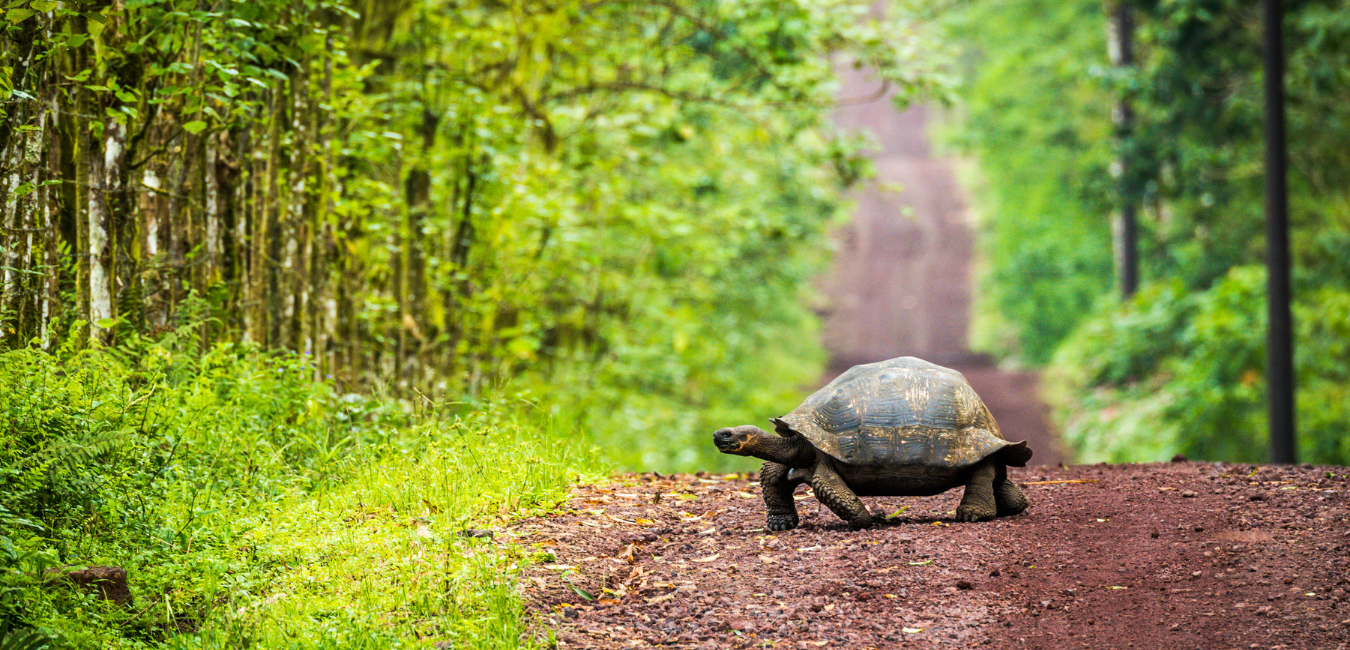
[946,0,1350,463]
[939,0,1116,363]
[0,332,586,648]
[1049,267,1350,465]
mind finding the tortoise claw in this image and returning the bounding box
[766,514,799,531]
[955,505,995,522]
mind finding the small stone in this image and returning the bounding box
[729,619,754,632]
[1170,623,1181,631]
[562,607,578,619]
[1283,577,1294,585]
[1250,494,1266,502]
[1181,490,1197,498]
[1192,571,1203,578]
[1171,454,1188,463]
[1193,525,1205,532]
[1333,588,1346,598]
[461,529,494,539]
[956,580,974,591]
[1150,528,1160,539]
[990,568,1001,577]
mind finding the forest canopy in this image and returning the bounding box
[944,0,1350,465]
[0,0,943,469]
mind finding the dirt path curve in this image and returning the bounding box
[517,464,1350,649]
[821,60,1063,465]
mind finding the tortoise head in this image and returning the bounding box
[713,425,767,456]
[713,420,812,466]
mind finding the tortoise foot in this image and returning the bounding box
[995,480,1029,517]
[766,514,799,531]
[846,516,875,530]
[955,504,996,522]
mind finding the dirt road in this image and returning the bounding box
[518,464,1350,649]
[820,63,1062,465]
[512,33,1350,650]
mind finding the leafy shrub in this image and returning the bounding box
[0,326,584,647]
[1049,266,1350,465]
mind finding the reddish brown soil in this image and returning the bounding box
[515,463,1350,649]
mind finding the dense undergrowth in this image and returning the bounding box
[943,0,1350,465]
[0,327,592,648]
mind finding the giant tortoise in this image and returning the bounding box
[713,356,1032,530]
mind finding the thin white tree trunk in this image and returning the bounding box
[89,119,125,338]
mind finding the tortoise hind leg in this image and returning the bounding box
[956,460,998,522]
[808,462,873,529]
[993,464,1028,516]
[761,462,805,531]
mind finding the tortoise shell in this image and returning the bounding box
[772,357,1031,469]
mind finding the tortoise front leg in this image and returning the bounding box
[808,462,873,529]
[760,462,805,531]
[993,464,1029,516]
[956,460,998,522]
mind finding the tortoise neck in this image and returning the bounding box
[756,433,816,467]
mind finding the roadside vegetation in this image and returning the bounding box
[0,0,944,646]
[942,0,1350,465]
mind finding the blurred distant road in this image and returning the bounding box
[819,60,1066,465]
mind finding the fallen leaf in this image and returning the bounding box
[1024,479,1100,485]
[736,491,755,499]
[598,598,620,605]
[1096,518,1109,522]
[634,518,656,525]
[1107,585,1128,590]
[805,642,829,647]
[884,594,898,599]
[886,506,910,519]
[759,555,779,564]
[797,545,822,553]
[616,543,637,564]
[543,564,575,571]
[692,554,721,563]
[932,522,950,528]
[823,603,835,612]
[646,593,675,604]
[902,627,924,634]
[699,527,716,535]
[908,560,933,566]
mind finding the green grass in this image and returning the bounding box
[0,331,599,649]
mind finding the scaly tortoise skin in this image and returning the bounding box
[713,357,1033,530]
